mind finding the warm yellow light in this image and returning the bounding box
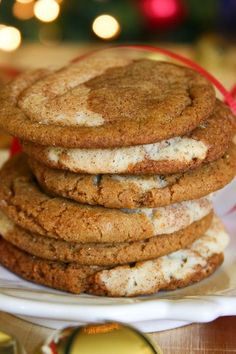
[16,0,34,3]
[13,2,34,20]
[0,26,21,52]
[92,14,120,40]
[34,0,60,23]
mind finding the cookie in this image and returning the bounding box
[0,155,212,243]
[0,216,228,296]
[29,144,236,209]
[23,100,234,175]
[88,216,228,296]
[0,54,216,149]
[0,210,212,266]
[3,68,51,105]
[0,236,100,294]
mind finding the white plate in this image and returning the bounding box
[0,181,236,332]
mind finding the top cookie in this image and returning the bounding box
[0,52,216,148]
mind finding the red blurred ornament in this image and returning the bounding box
[10,138,22,156]
[140,0,185,28]
[0,66,21,84]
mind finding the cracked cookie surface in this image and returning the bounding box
[0,154,212,243]
[0,216,228,296]
[0,210,212,266]
[23,100,234,174]
[0,54,216,148]
[29,144,236,209]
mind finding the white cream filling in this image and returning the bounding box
[75,111,104,126]
[122,196,212,235]
[98,216,229,295]
[0,210,14,235]
[53,110,104,127]
[47,137,208,173]
[161,216,229,281]
[0,150,9,169]
[191,216,229,259]
[159,249,206,282]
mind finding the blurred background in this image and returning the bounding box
[1,0,236,44]
[0,0,235,85]
[0,0,235,76]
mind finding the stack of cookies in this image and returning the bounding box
[0,51,235,297]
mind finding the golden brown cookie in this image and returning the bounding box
[0,236,100,294]
[29,144,236,209]
[88,216,228,296]
[0,55,216,148]
[0,216,228,296]
[0,154,212,243]
[0,130,11,149]
[23,100,234,175]
[0,210,212,266]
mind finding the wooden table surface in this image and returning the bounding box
[0,312,236,354]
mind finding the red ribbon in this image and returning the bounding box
[10,137,22,156]
[226,84,236,215]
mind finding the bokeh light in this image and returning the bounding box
[92,14,120,40]
[13,2,34,20]
[143,0,178,19]
[34,0,60,23]
[0,26,22,51]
